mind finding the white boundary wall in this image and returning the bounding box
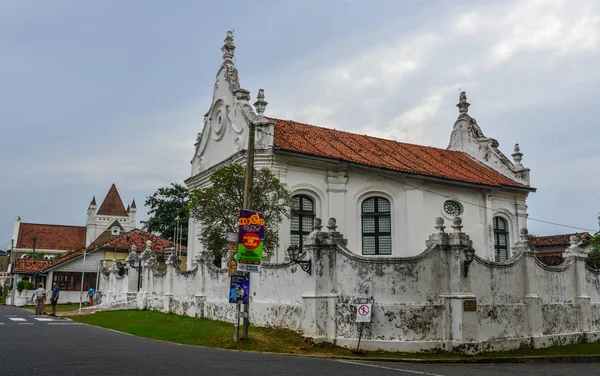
[98,219,600,355]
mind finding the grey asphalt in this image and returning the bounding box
[0,305,597,376]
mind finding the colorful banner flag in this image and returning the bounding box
[228,243,238,277]
[237,209,264,273]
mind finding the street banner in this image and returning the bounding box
[229,275,249,304]
[227,243,238,277]
[237,209,264,273]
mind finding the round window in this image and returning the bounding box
[443,200,462,217]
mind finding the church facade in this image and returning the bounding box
[185,32,535,269]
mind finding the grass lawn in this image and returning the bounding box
[69,310,600,360]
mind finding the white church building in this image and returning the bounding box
[185,31,535,269]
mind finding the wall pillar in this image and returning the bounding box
[435,217,478,354]
[523,251,543,338]
[195,294,206,318]
[513,228,543,339]
[302,223,339,343]
[575,256,592,334]
[164,253,174,313]
[564,235,591,334]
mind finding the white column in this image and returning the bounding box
[405,187,424,254]
[484,192,494,260]
[326,170,347,237]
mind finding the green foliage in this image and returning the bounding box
[53,252,65,260]
[588,249,600,269]
[141,182,189,246]
[586,214,600,269]
[188,164,292,260]
[23,252,42,259]
[16,280,35,292]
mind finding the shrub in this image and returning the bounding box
[16,280,35,292]
[587,248,600,269]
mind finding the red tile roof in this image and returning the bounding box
[271,118,532,190]
[97,184,129,216]
[44,229,186,271]
[535,252,564,266]
[13,259,54,274]
[531,232,591,248]
[16,223,86,251]
[94,229,186,253]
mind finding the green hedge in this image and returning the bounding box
[16,280,35,292]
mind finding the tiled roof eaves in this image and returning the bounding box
[274,149,536,193]
[359,133,487,184]
[322,127,394,171]
[271,118,535,191]
[285,120,352,163]
[358,134,414,171]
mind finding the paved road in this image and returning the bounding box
[0,305,596,375]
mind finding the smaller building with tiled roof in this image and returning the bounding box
[11,219,86,261]
[9,229,186,304]
[531,232,592,254]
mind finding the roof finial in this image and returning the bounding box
[512,143,524,169]
[90,195,96,207]
[221,31,235,62]
[457,91,470,114]
[254,89,268,116]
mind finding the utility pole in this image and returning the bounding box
[240,88,269,340]
[240,114,256,340]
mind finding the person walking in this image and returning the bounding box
[88,287,95,306]
[49,281,60,316]
[31,283,46,315]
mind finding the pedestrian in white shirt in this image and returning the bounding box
[31,283,46,315]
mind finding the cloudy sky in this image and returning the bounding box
[1,0,599,247]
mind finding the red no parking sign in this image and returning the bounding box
[356,303,372,323]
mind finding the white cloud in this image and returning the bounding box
[256,0,600,234]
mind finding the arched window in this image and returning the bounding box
[362,197,392,255]
[291,195,315,252]
[493,217,509,261]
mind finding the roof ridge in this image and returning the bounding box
[20,223,86,229]
[269,117,467,155]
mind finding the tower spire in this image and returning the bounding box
[512,143,525,170]
[457,91,470,114]
[222,31,235,63]
[254,89,268,117]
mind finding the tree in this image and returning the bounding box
[188,164,292,262]
[141,183,189,246]
[587,214,600,269]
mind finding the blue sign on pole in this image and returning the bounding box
[229,275,249,304]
